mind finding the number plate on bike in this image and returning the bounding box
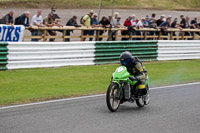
[116,67,124,73]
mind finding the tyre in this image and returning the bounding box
[136,85,150,107]
[106,82,121,112]
[144,85,150,105]
[136,95,145,107]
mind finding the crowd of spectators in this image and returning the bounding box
[0,8,200,41]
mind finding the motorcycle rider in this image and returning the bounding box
[120,51,148,96]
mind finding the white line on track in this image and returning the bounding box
[0,82,200,110]
[150,82,200,90]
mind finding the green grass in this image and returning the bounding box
[0,60,200,106]
[1,0,200,10]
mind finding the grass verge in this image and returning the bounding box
[0,60,200,106]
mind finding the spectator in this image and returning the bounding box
[131,14,136,26]
[159,17,171,29]
[90,13,99,41]
[91,14,99,27]
[135,18,144,28]
[159,17,171,39]
[149,18,158,38]
[81,10,94,41]
[171,18,179,40]
[124,16,132,27]
[130,14,137,40]
[190,17,200,38]
[113,12,119,20]
[168,15,172,21]
[99,16,111,41]
[65,16,81,42]
[112,15,122,40]
[31,9,44,42]
[179,15,186,28]
[50,6,60,21]
[136,18,144,40]
[121,16,132,40]
[190,17,199,29]
[179,15,187,39]
[162,14,166,21]
[156,15,164,27]
[15,11,30,26]
[185,16,190,28]
[107,16,113,41]
[171,18,179,28]
[144,16,149,28]
[113,15,121,28]
[0,10,14,26]
[108,16,112,25]
[185,16,191,38]
[112,12,119,25]
[149,13,156,25]
[43,13,58,42]
[149,18,158,29]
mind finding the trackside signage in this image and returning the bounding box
[0,25,25,42]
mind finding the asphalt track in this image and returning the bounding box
[0,83,200,133]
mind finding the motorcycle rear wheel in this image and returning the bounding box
[144,85,150,105]
[136,95,145,107]
[136,85,150,107]
[106,82,121,112]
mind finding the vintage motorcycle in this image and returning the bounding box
[106,66,150,112]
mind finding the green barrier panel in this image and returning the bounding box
[95,41,158,64]
[0,42,8,70]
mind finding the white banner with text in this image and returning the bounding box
[0,25,25,42]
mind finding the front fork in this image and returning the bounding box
[117,83,124,100]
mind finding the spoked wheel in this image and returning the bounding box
[106,82,121,112]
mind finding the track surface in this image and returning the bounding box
[0,83,200,133]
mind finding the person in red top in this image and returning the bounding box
[121,16,132,40]
[124,16,132,26]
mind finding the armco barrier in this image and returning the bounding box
[157,40,200,60]
[1,41,200,70]
[6,42,95,70]
[95,41,158,64]
[0,42,8,70]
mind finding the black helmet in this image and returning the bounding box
[120,51,133,67]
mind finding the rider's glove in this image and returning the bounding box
[129,76,138,81]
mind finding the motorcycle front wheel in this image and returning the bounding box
[106,82,121,112]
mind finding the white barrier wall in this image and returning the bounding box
[1,41,200,70]
[157,40,200,60]
[7,42,95,69]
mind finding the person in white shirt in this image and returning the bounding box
[31,10,44,41]
[114,12,119,20]
[31,10,43,26]
[136,18,144,28]
[130,14,137,40]
[112,12,119,26]
[113,15,121,27]
[135,18,144,40]
[112,15,122,40]
[131,14,136,26]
